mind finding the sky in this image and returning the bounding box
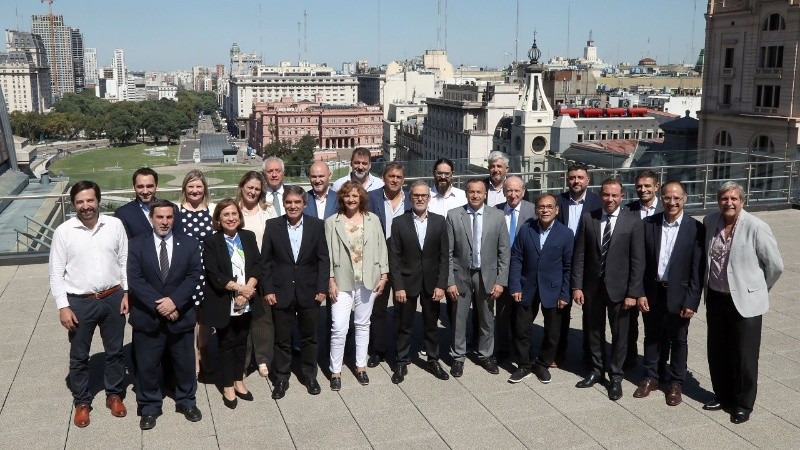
[2,0,707,72]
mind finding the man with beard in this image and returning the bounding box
[484,151,530,207]
[49,180,130,428]
[428,158,467,217]
[331,147,384,192]
[115,167,162,238]
[263,157,287,215]
[304,161,338,220]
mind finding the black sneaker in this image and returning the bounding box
[532,365,552,384]
[508,367,532,383]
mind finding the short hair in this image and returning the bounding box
[350,147,372,162]
[382,162,404,177]
[410,179,430,190]
[262,156,285,172]
[635,170,659,185]
[282,184,308,206]
[600,177,624,191]
[716,181,745,201]
[70,180,101,204]
[567,162,590,176]
[660,180,687,196]
[179,169,210,208]
[211,198,244,232]
[148,199,176,218]
[487,151,509,167]
[465,177,486,190]
[433,157,455,173]
[132,167,158,186]
[535,192,558,206]
[503,175,524,191]
[235,171,268,210]
[336,181,369,214]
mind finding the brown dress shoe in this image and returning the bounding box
[633,378,658,398]
[74,404,91,427]
[666,383,683,406]
[105,394,127,417]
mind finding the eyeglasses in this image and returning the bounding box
[411,193,430,198]
[435,171,452,177]
[536,205,556,211]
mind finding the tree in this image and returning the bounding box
[9,111,44,141]
[263,134,317,177]
[105,103,141,145]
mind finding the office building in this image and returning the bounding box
[0,30,52,113]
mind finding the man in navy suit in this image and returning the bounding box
[304,161,337,220]
[508,193,573,384]
[365,162,411,367]
[115,167,162,238]
[633,180,704,406]
[127,200,203,430]
[555,162,602,367]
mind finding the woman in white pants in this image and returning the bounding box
[325,181,389,390]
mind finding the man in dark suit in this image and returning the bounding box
[572,178,645,401]
[494,175,537,361]
[261,185,330,399]
[624,170,664,368]
[508,193,573,384]
[127,200,203,430]
[115,167,162,238]
[388,180,450,383]
[555,162,602,367]
[632,180,704,406]
[304,161,338,220]
[365,162,411,367]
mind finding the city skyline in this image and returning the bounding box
[2,0,706,72]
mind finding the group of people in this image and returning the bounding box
[49,148,783,431]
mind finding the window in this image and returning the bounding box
[714,130,732,147]
[752,135,774,151]
[758,46,783,68]
[722,84,732,105]
[724,48,734,68]
[762,13,785,31]
[755,84,780,107]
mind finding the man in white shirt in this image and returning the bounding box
[263,157,286,215]
[428,158,467,217]
[331,147,384,192]
[49,180,129,428]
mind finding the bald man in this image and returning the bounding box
[304,161,337,220]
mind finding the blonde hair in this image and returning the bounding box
[179,169,210,208]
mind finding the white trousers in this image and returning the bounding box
[329,283,376,374]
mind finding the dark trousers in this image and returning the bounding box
[641,286,689,384]
[396,291,442,365]
[245,303,274,369]
[627,308,641,363]
[216,313,251,387]
[706,288,762,412]
[67,291,126,405]
[368,285,391,357]
[556,303,591,366]
[586,287,630,382]
[513,297,562,370]
[495,290,514,357]
[273,303,319,382]
[133,327,196,416]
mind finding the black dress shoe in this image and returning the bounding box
[702,398,724,411]
[576,372,602,388]
[272,380,289,400]
[223,396,237,409]
[235,390,254,401]
[356,371,370,385]
[367,353,384,368]
[450,361,464,378]
[140,414,157,430]
[730,410,750,424]
[608,381,623,401]
[428,361,450,380]
[176,405,202,422]
[479,357,500,375]
[391,365,408,384]
[306,378,321,395]
[330,377,341,391]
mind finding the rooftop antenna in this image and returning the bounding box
[259,1,263,54]
[514,0,519,63]
[303,10,308,62]
[436,0,441,50]
[566,0,571,58]
[444,0,448,52]
[377,0,381,65]
[297,22,301,64]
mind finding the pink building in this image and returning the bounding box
[249,97,383,154]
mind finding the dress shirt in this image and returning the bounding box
[152,231,174,268]
[382,191,406,239]
[413,212,428,248]
[567,193,587,234]
[637,198,659,219]
[312,189,330,220]
[599,207,620,237]
[708,219,733,293]
[138,200,152,223]
[332,173,384,192]
[469,206,484,269]
[49,214,129,310]
[287,218,304,262]
[539,220,555,248]
[264,184,284,212]
[428,186,467,217]
[487,181,505,207]
[503,203,521,233]
[657,214,682,281]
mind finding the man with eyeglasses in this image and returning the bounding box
[633,181,704,407]
[428,158,467,217]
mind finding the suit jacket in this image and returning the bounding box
[508,219,573,308]
[556,191,602,236]
[571,208,645,302]
[495,200,537,237]
[260,214,329,309]
[642,213,705,314]
[115,199,154,238]
[388,211,449,299]
[703,209,783,317]
[446,205,510,293]
[625,198,664,218]
[201,229,263,329]
[127,232,202,333]
[367,188,412,236]
[325,212,389,291]
[303,188,338,220]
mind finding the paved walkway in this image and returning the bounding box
[0,209,798,449]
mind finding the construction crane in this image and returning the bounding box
[42,0,58,96]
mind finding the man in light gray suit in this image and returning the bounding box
[494,176,537,361]
[446,178,510,377]
[703,181,783,424]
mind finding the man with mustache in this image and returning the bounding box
[331,147,384,193]
[49,180,130,428]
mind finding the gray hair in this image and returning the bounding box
[488,151,509,168]
[262,156,285,172]
[716,181,745,201]
[503,175,524,192]
[410,179,429,190]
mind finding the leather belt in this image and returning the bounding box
[72,285,122,299]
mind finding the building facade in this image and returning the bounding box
[112,49,127,101]
[83,47,97,86]
[70,29,84,93]
[31,14,76,98]
[0,31,52,113]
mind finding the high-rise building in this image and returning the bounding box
[112,49,127,101]
[0,30,52,113]
[31,13,75,98]
[70,29,84,92]
[83,48,98,86]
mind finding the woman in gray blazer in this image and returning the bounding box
[325,181,389,390]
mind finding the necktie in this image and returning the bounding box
[509,209,517,246]
[472,212,481,268]
[600,215,613,276]
[272,191,282,215]
[159,239,169,282]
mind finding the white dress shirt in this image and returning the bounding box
[503,203,521,233]
[486,180,505,207]
[637,198,659,219]
[657,213,683,281]
[599,207,621,237]
[49,214,129,309]
[312,189,330,220]
[413,212,428,249]
[468,206,484,269]
[428,186,467,217]
[152,231,174,268]
[332,173,384,192]
[567,193,587,235]
[382,191,406,239]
